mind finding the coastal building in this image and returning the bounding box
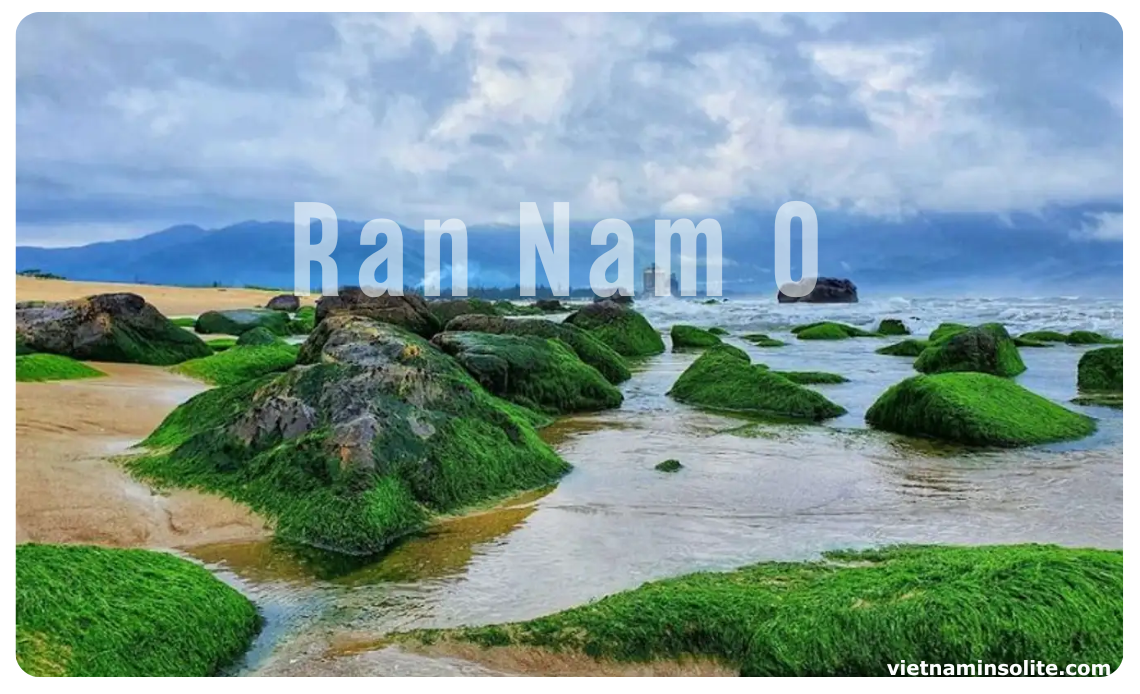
[641,264,679,297]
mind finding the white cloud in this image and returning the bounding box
[1074,212,1123,241]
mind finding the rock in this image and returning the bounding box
[777,277,858,303]
[314,287,441,338]
[1018,330,1068,343]
[16,292,211,365]
[708,327,729,336]
[1066,330,1122,345]
[563,300,665,357]
[1077,345,1123,393]
[775,371,849,384]
[428,298,499,324]
[875,339,929,357]
[596,294,634,305]
[866,372,1095,446]
[928,323,969,344]
[668,344,846,421]
[741,333,786,348]
[655,459,683,472]
[431,331,622,414]
[914,324,1026,377]
[235,326,279,346]
[793,321,879,340]
[195,308,291,336]
[876,319,910,336]
[670,324,722,350]
[535,298,569,312]
[133,314,569,555]
[289,306,316,334]
[265,294,300,312]
[443,314,630,384]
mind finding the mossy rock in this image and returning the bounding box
[741,333,786,348]
[171,316,197,328]
[876,319,910,336]
[668,344,846,421]
[1077,345,1122,393]
[444,314,630,384]
[129,315,569,555]
[793,322,878,340]
[16,543,260,676]
[876,339,929,357]
[16,293,212,365]
[1014,336,1052,348]
[655,459,683,472]
[670,324,722,350]
[774,371,849,385]
[1019,330,1068,343]
[172,343,300,386]
[1071,393,1123,409]
[564,300,665,358]
[314,288,442,338]
[16,354,105,382]
[428,298,500,324]
[708,327,729,336]
[491,301,543,317]
[236,326,279,346]
[432,331,622,415]
[913,324,1026,377]
[207,337,238,352]
[866,372,1095,446]
[408,544,1121,677]
[1066,330,1122,345]
[928,322,969,344]
[195,308,291,337]
[288,306,316,334]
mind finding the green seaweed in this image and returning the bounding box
[288,306,316,334]
[1066,330,1122,345]
[172,343,300,386]
[740,333,786,348]
[875,319,910,336]
[1018,330,1068,343]
[774,370,849,385]
[236,326,279,346]
[16,543,260,676]
[794,322,879,340]
[171,316,197,328]
[875,339,929,357]
[195,308,291,336]
[928,323,969,344]
[16,354,105,382]
[408,544,1121,677]
[1014,337,1052,348]
[708,327,729,336]
[654,459,683,473]
[564,303,665,357]
[1077,345,1123,393]
[865,372,1095,446]
[207,337,238,352]
[913,324,1026,377]
[670,324,722,350]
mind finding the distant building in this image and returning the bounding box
[641,263,679,297]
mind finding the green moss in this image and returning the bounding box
[429,298,500,324]
[564,302,665,357]
[914,324,1026,377]
[411,544,1121,677]
[129,319,569,555]
[236,326,279,346]
[1014,337,1052,348]
[195,308,291,336]
[774,371,849,385]
[1019,330,1068,343]
[654,459,683,472]
[433,331,623,415]
[1071,393,1123,409]
[876,339,929,357]
[741,333,786,348]
[491,300,543,316]
[172,343,300,386]
[791,321,879,338]
[668,345,846,421]
[928,323,969,344]
[1077,345,1123,393]
[670,324,722,350]
[875,319,910,336]
[288,306,316,334]
[207,337,238,352]
[16,543,260,676]
[16,354,105,382]
[171,316,197,328]
[866,372,1095,446]
[1066,330,1122,345]
[708,327,729,336]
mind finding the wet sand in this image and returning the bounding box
[16,362,267,548]
[17,276,316,316]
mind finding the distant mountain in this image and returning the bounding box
[16,207,1123,297]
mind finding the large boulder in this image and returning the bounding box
[777,277,858,303]
[866,372,1095,446]
[444,314,630,384]
[535,298,568,312]
[265,294,300,312]
[16,293,211,365]
[235,326,279,346]
[670,324,722,350]
[431,331,622,414]
[131,315,568,555]
[1077,345,1123,393]
[314,287,441,338]
[563,300,665,357]
[668,344,846,421]
[914,324,1026,377]
[428,298,499,324]
[195,308,291,336]
[876,319,910,336]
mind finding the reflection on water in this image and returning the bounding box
[190,323,1122,676]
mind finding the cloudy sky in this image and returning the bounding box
[16,12,1123,246]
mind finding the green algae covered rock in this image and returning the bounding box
[428,298,500,324]
[914,324,1026,377]
[16,354,105,382]
[866,372,1095,446]
[444,314,630,384]
[793,321,878,340]
[410,544,1121,677]
[315,288,442,338]
[129,314,569,555]
[235,326,279,346]
[564,300,665,357]
[1014,336,1052,348]
[432,331,622,415]
[1066,330,1122,345]
[195,308,291,337]
[16,293,212,366]
[670,324,722,350]
[876,319,910,336]
[1077,345,1123,393]
[741,333,786,348]
[876,339,929,357]
[288,305,316,334]
[16,543,260,676]
[1019,330,1068,343]
[774,371,849,385]
[172,342,300,386]
[708,327,729,336]
[654,459,683,473]
[668,344,846,421]
[928,322,969,344]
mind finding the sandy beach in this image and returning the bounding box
[16,361,267,548]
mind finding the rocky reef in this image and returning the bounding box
[777,277,858,303]
[563,300,665,357]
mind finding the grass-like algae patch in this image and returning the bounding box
[172,343,300,386]
[16,354,105,382]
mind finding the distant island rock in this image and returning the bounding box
[777,277,858,303]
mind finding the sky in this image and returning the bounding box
[15,12,1124,247]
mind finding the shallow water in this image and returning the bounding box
[183,297,1123,676]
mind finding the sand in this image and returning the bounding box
[16,276,316,317]
[16,361,267,548]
